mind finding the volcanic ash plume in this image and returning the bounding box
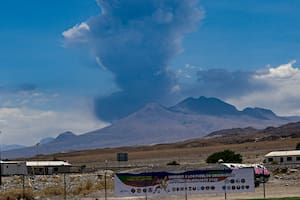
[63,0,203,121]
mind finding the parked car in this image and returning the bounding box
[219,163,270,187]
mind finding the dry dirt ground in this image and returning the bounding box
[87,184,300,200]
[1,137,300,199]
[81,169,300,200]
[38,136,300,167]
[2,169,296,200]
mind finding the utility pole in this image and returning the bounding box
[0,130,2,186]
[64,172,67,200]
[184,168,188,200]
[36,142,40,157]
[104,160,108,200]
[224,168,227,200]
[263,168,266,199]
[22,175,25,199]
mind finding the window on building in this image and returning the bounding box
[296,157,300,161]
[280,157,284,162]
[287,157,292,162]
[268,158,274,162]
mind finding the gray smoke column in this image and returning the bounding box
[63,0,203,121]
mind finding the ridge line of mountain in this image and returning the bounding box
[3,96,300,159]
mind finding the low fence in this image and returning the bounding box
[0,171,114,200]
[0,165,299,200]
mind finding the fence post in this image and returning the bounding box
[184,167,188,200]
[64,173,67,200]
[263,168,266,199]
[145,177,147,200]
[104,160,108,200]
[224,169,227,200]
[22,175,25,199]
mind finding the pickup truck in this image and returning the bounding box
[220,163,270,187]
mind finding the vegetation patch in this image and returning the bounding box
[243,198,300,200]
[296,142,300,150]
[95,176,114,191]
[206,149,243,163]
[71,179,95,196]
[38,186,64,197]
[167,160,180,165]
[0,189,34,200]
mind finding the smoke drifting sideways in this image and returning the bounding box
[63,0,203,121]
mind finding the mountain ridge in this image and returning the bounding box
[3,96,300,158]
[169,96,240,116]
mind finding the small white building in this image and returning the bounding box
[1,160,71,176]
[0,161,28,176]
[264,150,300,164]
[26,161,71,175]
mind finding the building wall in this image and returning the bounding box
[1,162,28,176]
[265,155,300,164]
[27,166,71,175]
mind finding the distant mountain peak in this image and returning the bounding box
[144,102,164,109]
[3,96,299,159]
[137,102,167,113]
[242,107,277,119]
[170,96,240,116]
[55,131,77,141]
[1,144,27,151]
[39,137,55,145]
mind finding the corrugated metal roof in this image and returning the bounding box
[0,161,25,164]
[1,160,71,166]
[265,150,300,157]
[26,161,71,167]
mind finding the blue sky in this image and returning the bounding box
[176,0,300,70]
[1,0,300,145]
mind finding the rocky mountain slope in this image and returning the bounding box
[3,96,299,158]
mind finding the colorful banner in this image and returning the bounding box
[114,168,254,197]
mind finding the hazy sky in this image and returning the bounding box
[1,0,300,145]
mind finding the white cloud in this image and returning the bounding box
[176,69,183,77]
[95,56,108,71]
[0,88,111,146]
[255,60,298,79]
[227,60,300,116]
[176,63,202,81]
[171,85,181,93]
[0,106,109,146]
[62,22,90,41]
[153,9,174,24]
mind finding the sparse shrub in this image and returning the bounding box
[39,176,49,183]
[85,179,93,190]
[296,142,300,150]
[40,186,64,196]
[95,175,114,191]
[71,179,94,196]
[80,165,87,173]
[273,167,288,174]
[0,189,34,200]
[52,156,60,161]
[206,149,243,163]
[271,161,278,165]
[167,160,180,165]
[52,175,62,182]
[69,175,80,182]
[281,168,288,173]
